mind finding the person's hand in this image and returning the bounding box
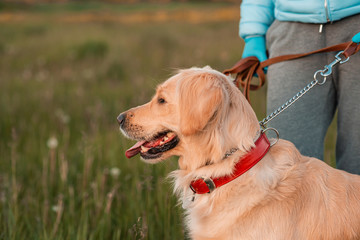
[242,36,268,62]
[242,36,268,75]
[352,32,360,43]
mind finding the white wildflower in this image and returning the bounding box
[52,205,60,212]
[110,167,121,178]
[55,109,70,124]
[47,136,58,149]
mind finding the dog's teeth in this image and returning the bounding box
[167,132,175,138]
[141,146,150,152]
[159,141,165,145]
[163,136,169,142]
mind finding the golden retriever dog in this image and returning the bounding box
[118,66,360,240]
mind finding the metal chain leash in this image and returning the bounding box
[259,51,350,129]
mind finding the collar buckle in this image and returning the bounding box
[189,177,216,194]
[203,178,216,193]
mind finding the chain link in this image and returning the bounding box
[259,78,320,128]
[259,50,350,129]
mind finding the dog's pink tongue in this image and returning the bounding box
[125,140,146,158]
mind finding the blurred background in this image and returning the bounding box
[0,1,335,239]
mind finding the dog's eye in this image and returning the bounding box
[158,98,166,104]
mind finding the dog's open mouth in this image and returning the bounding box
[125,131,179,159]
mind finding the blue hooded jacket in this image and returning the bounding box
[240,0,360,39]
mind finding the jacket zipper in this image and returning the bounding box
[324,0,330,22]
[320,0,330,33]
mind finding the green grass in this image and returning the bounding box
[0,3,336,240]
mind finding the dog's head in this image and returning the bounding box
[118,66,259,167]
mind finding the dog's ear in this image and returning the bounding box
[178,72,224,136]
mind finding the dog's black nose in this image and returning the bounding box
[117,113,126,127]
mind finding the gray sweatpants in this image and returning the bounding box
[266,14,360,174]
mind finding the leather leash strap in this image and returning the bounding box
[223,41,360,102]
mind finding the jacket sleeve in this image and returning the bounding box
[239,0,275,39]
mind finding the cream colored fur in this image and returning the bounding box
[120,66,360,240]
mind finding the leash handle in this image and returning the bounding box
[224,35,360,103]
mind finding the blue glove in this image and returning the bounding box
[242,36,268,62]
[352,32,360,43]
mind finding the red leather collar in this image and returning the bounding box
[190,132,270,194]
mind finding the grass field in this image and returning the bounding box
[0,2,336,240]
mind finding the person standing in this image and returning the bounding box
[239,0,360,174]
